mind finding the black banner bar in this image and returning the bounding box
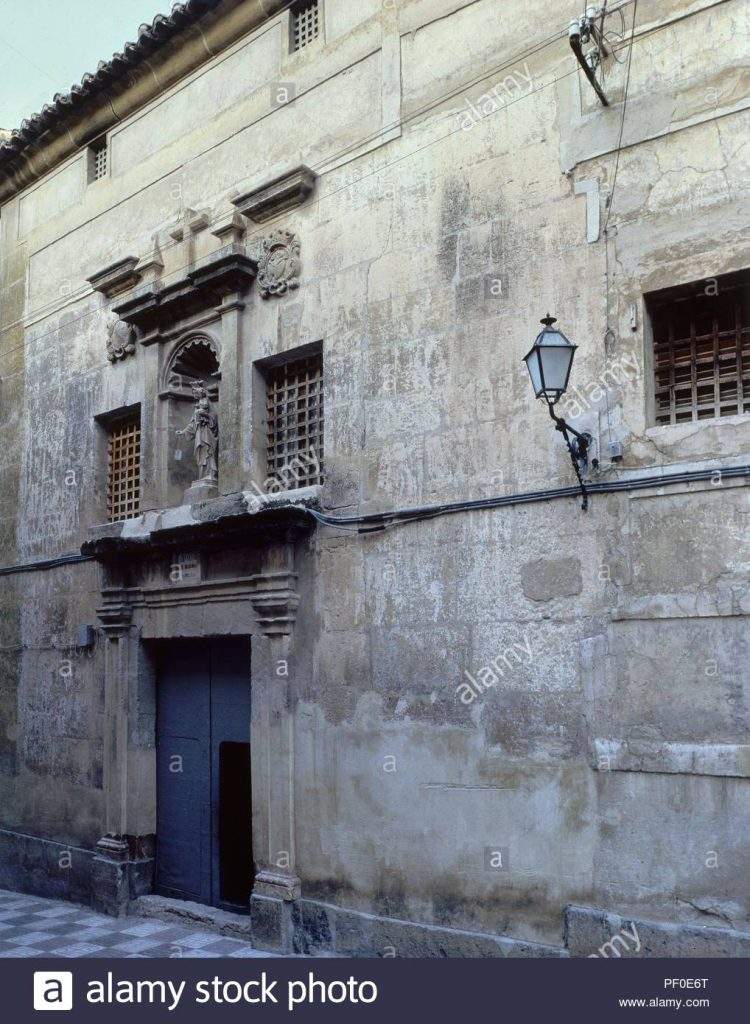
[11,956,742,1021]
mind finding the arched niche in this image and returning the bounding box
[161,333,221,401]
[161,333,221,504]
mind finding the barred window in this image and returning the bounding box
[265,351,323,489]
[292,0,320,51]
[88,137,107,182]
[107,415,141,522]
[649,270,750,425]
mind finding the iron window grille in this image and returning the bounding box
[89,138,108,182]
[265,352,324,489]
[107,415,141,522]
[292,0,320,51]
[649,270,750,425]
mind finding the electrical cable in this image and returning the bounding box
[306,463,749,534]
[0,551,94,577]
[602,0,639,235]
[1,463,745,573]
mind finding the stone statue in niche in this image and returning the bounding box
[106,316,136,362]
[257,229,301,298]
[176,382,219,500]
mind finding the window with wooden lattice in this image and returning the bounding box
[292,0,320,51]
[107,414,141,522]
[264,350,324,489]
[648,270,750,425]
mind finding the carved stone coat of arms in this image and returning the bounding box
[106,316,136,362]
[257,229,301,298]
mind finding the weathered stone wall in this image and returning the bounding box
[0,0,748,951]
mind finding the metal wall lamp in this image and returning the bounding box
[523,315,597,511]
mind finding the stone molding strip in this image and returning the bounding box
[593,739,750,778]
[612,589,750,620]
[565,905,750,958]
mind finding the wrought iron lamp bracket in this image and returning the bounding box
[545,397,596,511]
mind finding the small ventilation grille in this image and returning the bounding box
[90,138,107,181]
[292,1,320,51]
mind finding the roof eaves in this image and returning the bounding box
[0,0,221,167]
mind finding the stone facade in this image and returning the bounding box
[0,0,748,956]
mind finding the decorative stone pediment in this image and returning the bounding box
[112,244,257,342]
[85,494,314,641]
[232,164,316,223]
[257,229,301,298]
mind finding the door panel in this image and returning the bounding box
[156,641,211,903]
[155,638,252,908]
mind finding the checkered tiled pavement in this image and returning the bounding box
[0,889,280,958]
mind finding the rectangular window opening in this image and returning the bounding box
[107,413,141,522]
[292,0,320,51]
[647,269,750,425]
[264,349,324,489]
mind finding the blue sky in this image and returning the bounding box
[0,0,169,130]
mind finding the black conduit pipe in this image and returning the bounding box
[0,464,746,571]
[569,19,610,106]
[308,464,749,534]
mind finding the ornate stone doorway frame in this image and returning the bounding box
[84,506,312,928]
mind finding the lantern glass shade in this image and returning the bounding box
[523,318,577,400]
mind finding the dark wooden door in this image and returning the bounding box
[155,638,252,907]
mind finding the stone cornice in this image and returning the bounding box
[87,256,142,298]
[233,165,317,223]
[82,495,314,562]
